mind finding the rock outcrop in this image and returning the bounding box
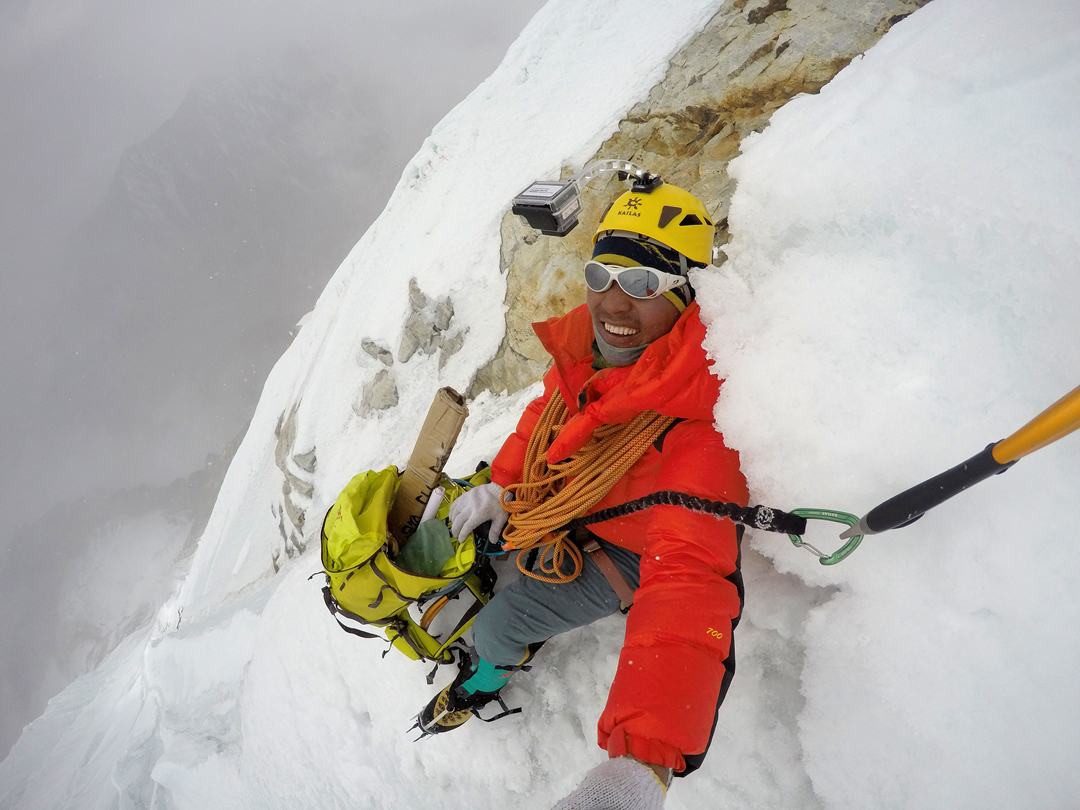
[470,0,931,398]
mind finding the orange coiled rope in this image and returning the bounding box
[501,389,675,584]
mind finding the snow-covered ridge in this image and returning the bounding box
[4,0,1080,808]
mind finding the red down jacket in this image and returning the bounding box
[490,301,748,772]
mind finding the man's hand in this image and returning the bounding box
[552,757,667,810]
[448,482,510,543]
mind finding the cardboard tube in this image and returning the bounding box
[386,387,468,551]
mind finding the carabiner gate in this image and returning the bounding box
[788,508,863,565]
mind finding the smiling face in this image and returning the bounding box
[586,283,681,349]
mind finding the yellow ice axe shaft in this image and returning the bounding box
[992,384,1080,464]
[842,384,1080,538]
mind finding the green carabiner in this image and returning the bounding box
[788,508,863,565]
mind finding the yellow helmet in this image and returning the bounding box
[593,182,715,265]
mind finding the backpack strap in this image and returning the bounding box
[366,553,416,609]
[321,585,385,640]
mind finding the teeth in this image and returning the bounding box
[605,323,638,336]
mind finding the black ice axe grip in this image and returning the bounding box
[847,444,1015,537]
[840,383,1080,541]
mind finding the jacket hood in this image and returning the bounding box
[532,301,721,461]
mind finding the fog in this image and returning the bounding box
[0,0,542,757]
[0,0,543,526]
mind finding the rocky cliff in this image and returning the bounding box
[470,0,931,397]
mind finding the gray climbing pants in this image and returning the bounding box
[471,536,641,666]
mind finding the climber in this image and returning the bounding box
[418,181,747,808]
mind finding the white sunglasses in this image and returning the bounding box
[583,261,687,300]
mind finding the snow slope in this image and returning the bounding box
[3,0,1079,808]
[700,1,1080,805]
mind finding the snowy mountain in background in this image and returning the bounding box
[3,0,1079,808]
[0,435,240,761]
[48,67,397,504]
[0,65,390,761]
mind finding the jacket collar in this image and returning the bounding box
[532,302,721,461]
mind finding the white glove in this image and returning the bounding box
[448,482,510,544]
[552,757,667,810]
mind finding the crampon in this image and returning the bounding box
[409,654,522,740]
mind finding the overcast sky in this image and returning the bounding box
[0,0,545,532]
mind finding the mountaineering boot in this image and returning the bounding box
[412,652,520,737]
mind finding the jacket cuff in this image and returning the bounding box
[601,724,687,773]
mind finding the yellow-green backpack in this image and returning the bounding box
[319,465,496,664]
